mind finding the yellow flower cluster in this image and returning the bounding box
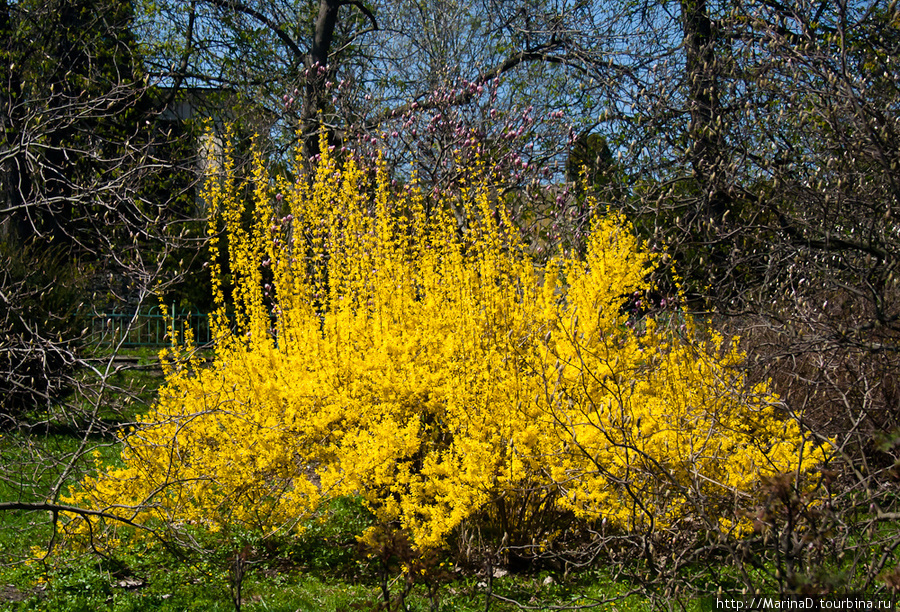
[64,137,827,550]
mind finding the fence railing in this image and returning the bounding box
[89,306,212,348]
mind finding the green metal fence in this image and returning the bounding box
[90,306,212,348]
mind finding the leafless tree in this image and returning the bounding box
[0,0,214,571]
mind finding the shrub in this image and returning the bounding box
[62,136,826,558]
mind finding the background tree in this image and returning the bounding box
[0,0,207,571]
[139,0,584,165]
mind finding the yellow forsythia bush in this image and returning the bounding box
[64,137,827,550]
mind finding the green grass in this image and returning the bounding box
[0,550,655,612]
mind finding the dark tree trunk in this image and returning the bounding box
[682,0,729,219]
[301,0,342,162]
[0,0,33,243]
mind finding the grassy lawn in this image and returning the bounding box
[0,551,655,611]
[0,497,654,611]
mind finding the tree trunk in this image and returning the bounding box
[681,0,728,219]
[301,0,342,162]
[0,0,32,243]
